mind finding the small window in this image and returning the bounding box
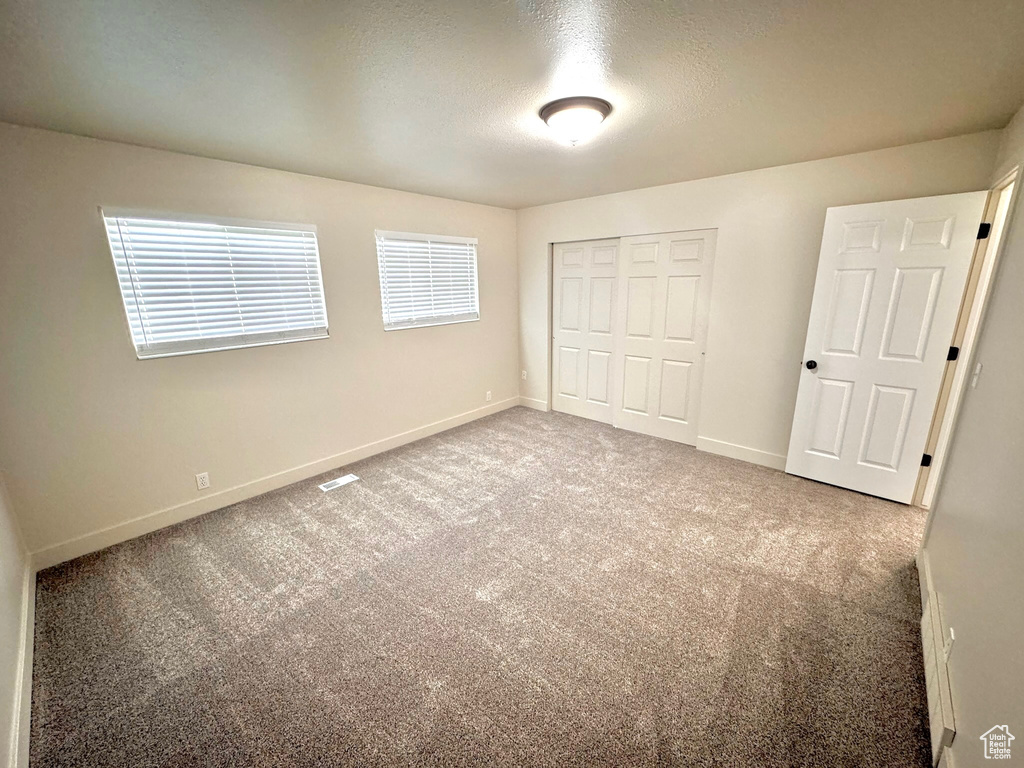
[375,230,480,330]
[102,211,329,358]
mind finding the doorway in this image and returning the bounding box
[915,170,1019,507]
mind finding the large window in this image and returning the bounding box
[102,211,329,358]
[375,230,479,330]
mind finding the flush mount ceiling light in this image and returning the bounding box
[539,96,613,146]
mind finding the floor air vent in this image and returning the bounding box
[319,474,359,492]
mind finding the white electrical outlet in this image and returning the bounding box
[521,370,528,380]
[195,472,210,490]
[486,390,492,402]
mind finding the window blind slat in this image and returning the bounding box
[103,214,329,358]
[375,231,480,331]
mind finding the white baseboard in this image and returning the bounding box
[518,396,548,412]
[11,562,34,768]
[695,436,787,470]
[31,397,520,570]
[518,405,785,470]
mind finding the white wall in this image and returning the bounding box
[0,476,31,768]
[921,107,1024,768]
[517,132,1001,467]
[0,124,520,563]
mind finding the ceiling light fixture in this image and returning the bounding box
[539,96,612,146]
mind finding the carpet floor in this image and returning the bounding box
[31,407,930,767]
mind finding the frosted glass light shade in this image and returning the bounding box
[540,97,612,146]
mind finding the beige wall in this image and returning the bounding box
[516,132,1001,467]
[922,106,1024,768]
[0,476,30,768]
[0,124,519,561]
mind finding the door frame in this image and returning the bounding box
[544,243,554,411]
[914,167,1020,508]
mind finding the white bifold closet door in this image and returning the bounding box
[552,239,620,423]
[552,230,717,445]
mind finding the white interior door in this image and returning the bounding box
[551,239,619,422]
[613,230,717,444]
[786,192,987,503]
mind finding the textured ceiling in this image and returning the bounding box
[2,0,1024,208]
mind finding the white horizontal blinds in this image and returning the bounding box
[103,214,328,358]
[375,231,479,330]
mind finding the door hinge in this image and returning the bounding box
[947,346,960,362]
[978,222,992,239]
[922,453,933,467]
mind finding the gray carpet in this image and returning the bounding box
[31,407,931,767]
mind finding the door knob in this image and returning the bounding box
[805,360,817,371]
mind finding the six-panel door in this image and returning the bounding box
[613,231,717,444]
[785,192,987,503]
[551,239,620,423]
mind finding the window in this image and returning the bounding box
[375,230,479,330]
[102,211,329,358]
